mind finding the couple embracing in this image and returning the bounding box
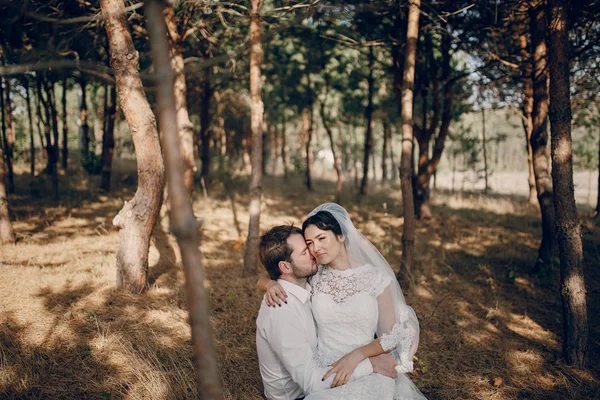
[255,203,426,400]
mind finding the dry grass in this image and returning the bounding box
[1,161,599,400]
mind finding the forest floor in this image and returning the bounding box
[1,158,599,400]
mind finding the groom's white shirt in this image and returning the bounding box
[256,279,373,400]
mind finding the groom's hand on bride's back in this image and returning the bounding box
[370,353,398,380]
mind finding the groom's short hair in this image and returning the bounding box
[259,225,302,280]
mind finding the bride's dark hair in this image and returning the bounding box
[302,211,343,236]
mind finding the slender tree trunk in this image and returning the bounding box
[101,86,116,191]
[320,102,343,201]
[34,76,46,158]
[78,78,90,155]
[530,0,555,274]
[413,27,453,219]
[25,79,35,176]
[1,78,15,194]
[597,122,600,215]
[281,105,289,180]
[165,3,196,194]
[390,124,398,183]
[145,2,225,396]
[519,32,539,204]
[0,138,14,244]
[360,47,375,195]
[45,79,60,199]
[199,69,212,183]
[382,119,390,182]
[36,76,53,177]
[548,0,588,369]
[397,0,421,289]
[101,0,165,293]
[244,0,264,275]
[262,118,268,176]
[481,104,489,194]
[61,76,68,169]
[304,107,313,191]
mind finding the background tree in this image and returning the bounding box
[101,0,165,293]
[547,0,589,368]
[243,0,264,274]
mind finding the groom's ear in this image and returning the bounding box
[278,260,290,275]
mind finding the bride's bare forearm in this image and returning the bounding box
[257,273,271,292]
[355,339,385,360]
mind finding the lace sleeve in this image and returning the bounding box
[377,285,419,374]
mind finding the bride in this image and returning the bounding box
[260,203,426,400]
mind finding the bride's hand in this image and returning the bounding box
[265,281,287,307]
[323,349,363,388]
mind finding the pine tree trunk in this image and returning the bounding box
[34,77,46,158]
[45,79,60,199]
[481,104,489,194]
[519,32,538,204]
[360,47,375,195]
[78,78,90,155]
[0,138,14,244]
[25,79,35,176]
[262,118,268,176]
[145,2,225,396]
[1,78,15,194]
[548,0,589,369]
[165,3,196,194]
[597,122,600,215]
[398,0,421,289]
[320,102,343,201]
[281,114,289,180]
[199,70,212,183]
[530,0,555,274]
[382,119,390,182]
[36,76,52,176]
[61,76,68,169]
[101,0,165,293]
[101,85,116,191]
[244,0,264,275]
[413,27,452,219]
[304,107,313,191]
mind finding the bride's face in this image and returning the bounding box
[304,224,345,265]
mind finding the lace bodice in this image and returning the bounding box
[310,264,416,373]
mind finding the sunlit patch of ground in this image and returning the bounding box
[0,164,599,399]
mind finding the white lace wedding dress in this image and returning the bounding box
[305,264,426,400]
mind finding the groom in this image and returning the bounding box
[255,225,397,400]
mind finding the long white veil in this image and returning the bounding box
[306,203,420,374]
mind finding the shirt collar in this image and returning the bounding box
[277,279,310,304]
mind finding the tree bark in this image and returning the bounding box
[25,79,35,176]
[382,119,390,182]
[530,0,555,275]
[243,0,264,275]
[165,3,196,194]
[320,102,343,201]
[0,137,14,244]
[413,27,453,219]
[78,78,90,155]
[304,107,314,191]
[46,79,61,199]
[519,33,539,205]
[281,104,289,180]
[61,76,68,169]
[397,0,421,290]
[481,103,489,194]
[548,0,589,369]
[101,0,165,293]
[1,78,15,194]
[145,2,225,396]
[101,85,116,191]
[34,76,46,158]
[360,47,375,195]
[199,69,212,183]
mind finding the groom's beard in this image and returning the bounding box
[290,262,317,280]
